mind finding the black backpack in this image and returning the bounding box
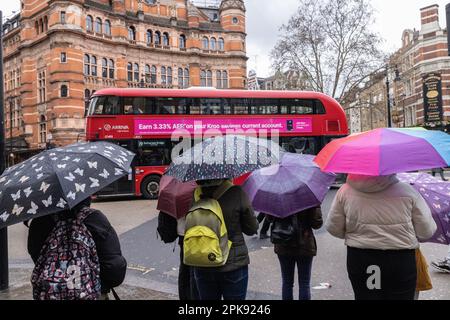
[270,214,299,246]
[157,212,178,244]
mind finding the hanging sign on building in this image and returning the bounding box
[423,73,443,122]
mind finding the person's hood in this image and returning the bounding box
[346,174,399,193]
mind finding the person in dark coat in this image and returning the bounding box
[257,213,271,239]
[272,207,323,300]
[27,198,127,299]
[192,179,258,300]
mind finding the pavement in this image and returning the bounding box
[1,175,450,300]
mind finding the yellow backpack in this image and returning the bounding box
[183,181,233,267]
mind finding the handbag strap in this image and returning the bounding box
[111,288,121,300]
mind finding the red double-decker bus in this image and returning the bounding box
[85,88,348,199]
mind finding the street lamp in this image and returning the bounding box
[385,65,401,128]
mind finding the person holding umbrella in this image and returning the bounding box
[315,128,447,300]
[0,141,134,300]
[243,153,335,300]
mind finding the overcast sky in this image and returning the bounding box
[2,0,450,77]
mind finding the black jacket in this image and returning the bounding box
[198,184,258,273]
[27,208,127,293]
[273,207,323,257]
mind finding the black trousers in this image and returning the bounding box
[178,237,199,300]
[257,213,271,235]
[347,247,417,300]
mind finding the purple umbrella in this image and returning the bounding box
[398,172,450,245]
[243,153,336,218]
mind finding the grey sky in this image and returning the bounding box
[2,0,450,77]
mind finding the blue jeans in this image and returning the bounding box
[193,266,249,300]
[277,255,313,300]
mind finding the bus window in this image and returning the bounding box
[200,98,222,115]
[136,140,172,166]
[250,99,279,114]
[226,98,249,115]
[282,137,317,155]
[156,98,177,114]
[290,99,314,114]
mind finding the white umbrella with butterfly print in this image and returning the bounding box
[0,141,135,229]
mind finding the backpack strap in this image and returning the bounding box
[76,206,95,223]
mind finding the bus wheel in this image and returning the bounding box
[141,175,161,200]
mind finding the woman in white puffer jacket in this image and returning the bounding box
[326,174,437,300]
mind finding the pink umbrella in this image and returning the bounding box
[157,175,197,219]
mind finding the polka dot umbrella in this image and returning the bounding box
[165,135,283,182]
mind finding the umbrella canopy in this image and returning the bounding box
[165,135,283,182]
[0,141,135,229]
[315,128,450,176]
[157,175,197,219]
[398,172,450,245]
[243,153,336,218]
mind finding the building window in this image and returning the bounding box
[145,65,151,83]
[91,56,98,76]
[202,37,209,50]
[134,63,140,82]
[184,68,189,88]
[60,11,66,24]
[201,70,212,87]
[85,89,91,113]
[154,31,161,45]
[210,37,216,51]
[86,15,93,32]
[179,34,186,49]
[127,63,133,81]
[84,54,90,75]
[151,65,157,84]
[222,71,228,89]
[102,58,108,78]
[128,26,136,41]
[60,85,68,97]
[216,71,222,88]
[108,59,115,79]
[163,32,170,46]
[167,67,172,85]
[207,70,212,87]
[60,52,67,63]
[232,17,239,24]
[104,20,111,36]
[39,115,47,144]
[95,18,102,33]
[37,71,46,103]
[147,30,153,44]
[218,38,224,51]
[161,67,166,85]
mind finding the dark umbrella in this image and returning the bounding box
[0,141,135,229]
[243,153,336,218]
[398,172,450,245]
[157,175,197,219]
[165,135,283,182]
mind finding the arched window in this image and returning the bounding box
[108,59,115,79]
[84,54,90,75]
[91,56,97,76]
[133,63,139,82]
[86,15,93,31]
[128,26,136,41]
[207,70,212,87]
[163,32,170,46]
[104,20,111,36]
[178,68,184,88]
[202,37,209,50]
[35,21,39,34]
[179,34,186,49]
[151,65,157,84]
[184,68,189,88]
[210,37,217,51]
[146,30,153,44]
[161,66,166,85]
[216,70,222,88]
[40,19,44,33]
[218,38,224,51]
[145,65,151,83]
[223,71,228,89]
[39,115,47,144]
[127,63,133,81]
[154,31,161,45]
[167,67,172,85]
[102,58,108,78]
[44,16,48,31]
[60,85,68,97]
[200,70,206,87]
[95,18,102,33]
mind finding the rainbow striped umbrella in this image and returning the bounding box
[315,128,450,176]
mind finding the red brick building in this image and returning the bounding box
[2,0,247,164]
